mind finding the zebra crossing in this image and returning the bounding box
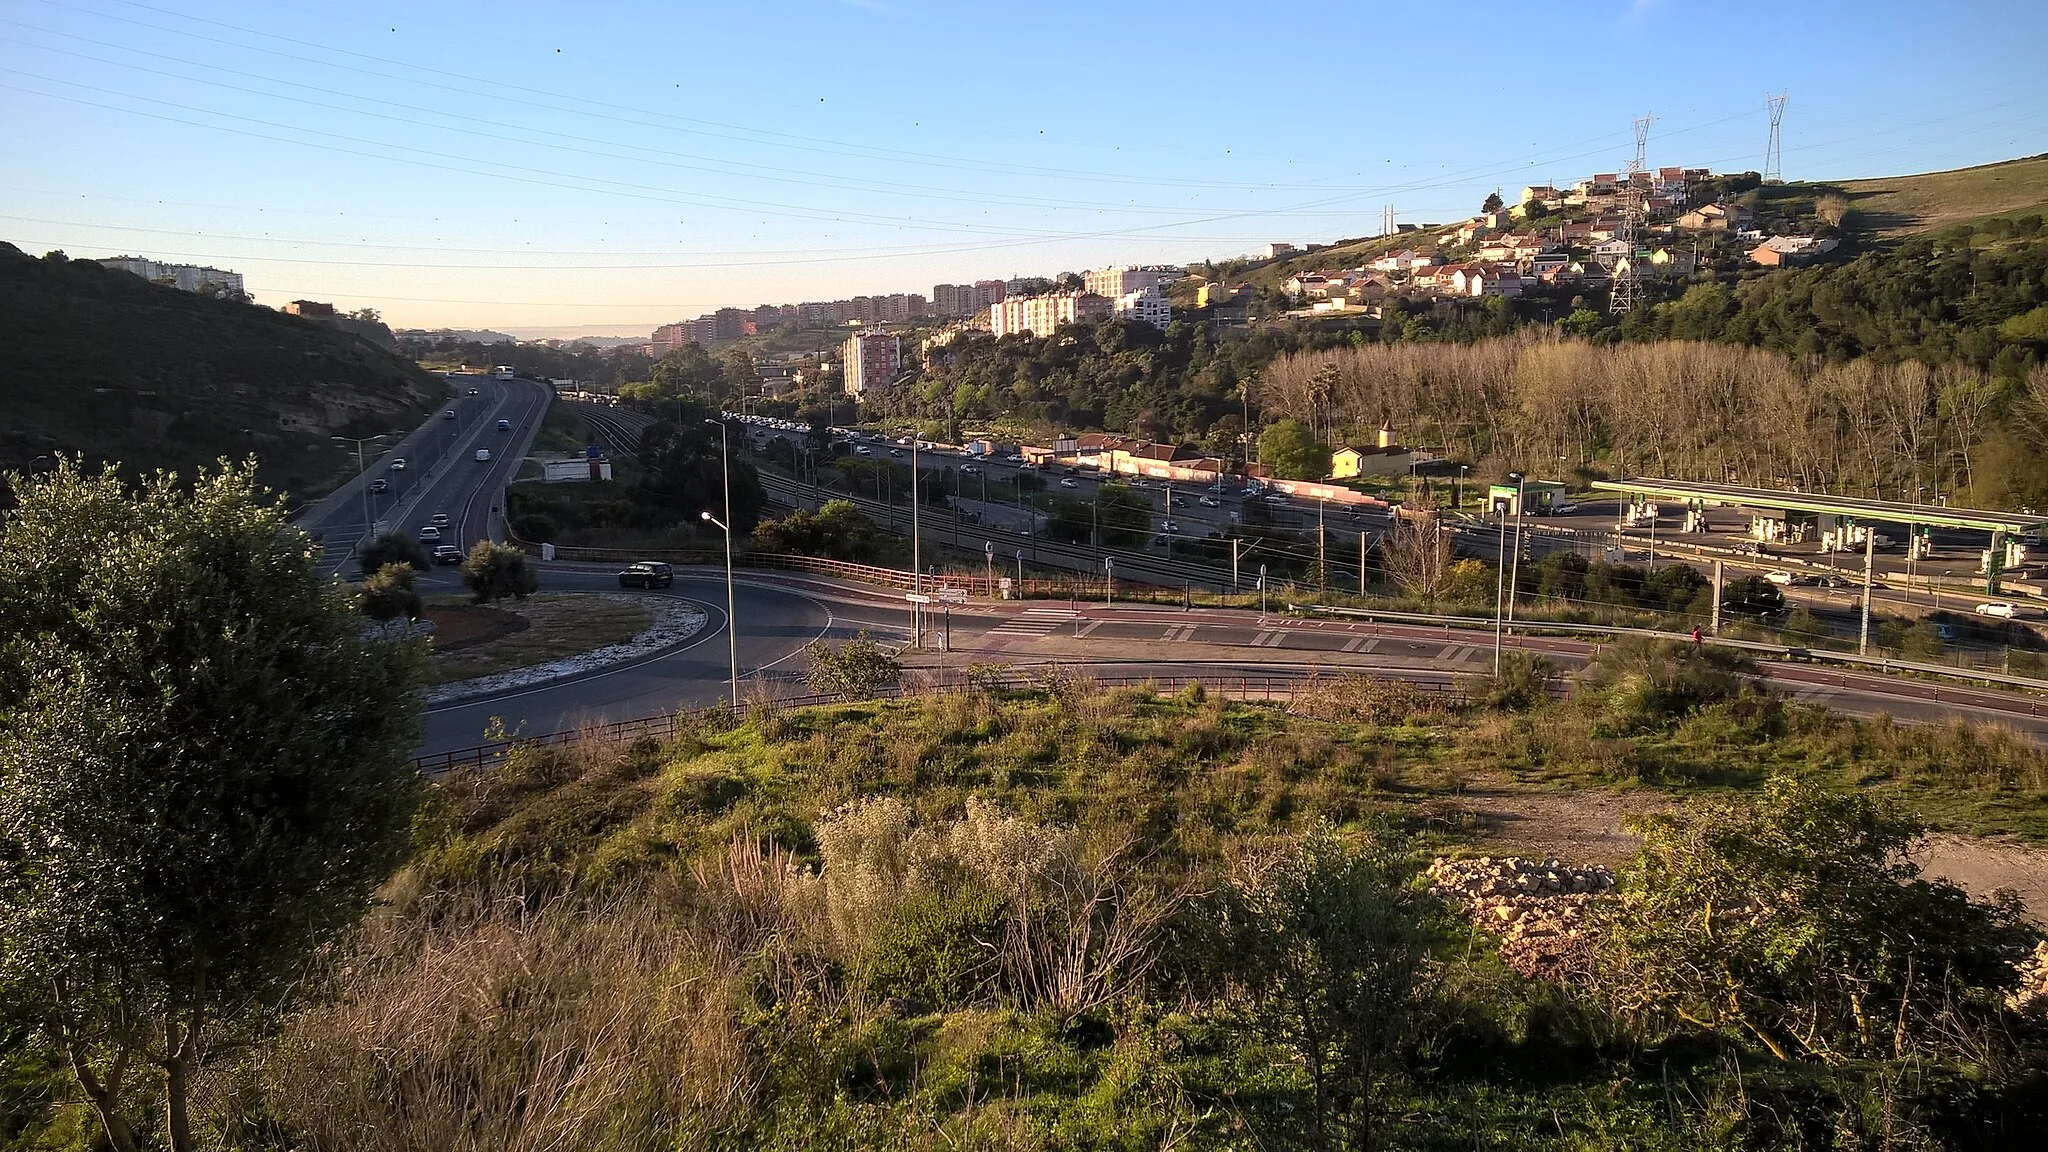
[983,607,1080,638]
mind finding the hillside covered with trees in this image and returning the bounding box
[0,244,444,499]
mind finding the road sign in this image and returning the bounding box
[905,593,932,604]
[937,587,969,604]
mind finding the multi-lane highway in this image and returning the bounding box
[298,375,551,577]
[416,562,2048,758]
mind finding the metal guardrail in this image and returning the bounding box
[410,669,1462,773]
[1289,603,2048,695]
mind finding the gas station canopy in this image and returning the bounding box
[1588,478,2048,537]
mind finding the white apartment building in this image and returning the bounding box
[989,292,1112,339]
[98,256,246,298]
[840,332,902,397]
[1083,265,1180,299]
[1112,285,1171,330]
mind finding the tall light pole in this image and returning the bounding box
[702,418,739,708]
[332,431,399,542]
[1493,471,1523,675]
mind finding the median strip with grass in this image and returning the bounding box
[423,592,707,703]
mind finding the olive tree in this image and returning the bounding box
[358,529,428,577]
[1598,777,2033,1066]
[460,539,539,604]
[0,459,428,1152]
[804,630,901,700]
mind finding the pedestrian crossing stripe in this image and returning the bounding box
[986,608,1079,637]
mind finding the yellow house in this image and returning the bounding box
[1330,421,1414,479]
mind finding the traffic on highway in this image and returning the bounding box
[297,373,552,580]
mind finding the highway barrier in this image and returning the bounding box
[1290,602,2048,696]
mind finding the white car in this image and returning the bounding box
[1974,601,2024,619]
[1198,496,1220,507]
[1059,477,1078,488]
[389,458,406,471]
[418,525,441,543]
[1763,570,1796,586]
[430,512,450,526]
[474,448,491,462]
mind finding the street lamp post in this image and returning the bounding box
[702,418,739,709]
[331,431,400,549]
[1456,464,1468,510]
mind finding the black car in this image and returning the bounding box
[432,544,464,565]
[618,561,674,588]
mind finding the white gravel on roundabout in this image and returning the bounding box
[424,593,708,705]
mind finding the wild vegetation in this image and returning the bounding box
[10,629,2046,1149]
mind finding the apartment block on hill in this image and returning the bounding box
[989,291,1112,338]
[840,332,902,397]
[98,256,245,298]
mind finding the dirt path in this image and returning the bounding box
[1455,784,2048,924]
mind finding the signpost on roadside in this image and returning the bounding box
[1258,564,1268,614]
[1104,557,1115,605]
[985,540,995,593]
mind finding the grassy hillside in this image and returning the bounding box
[1834,154,2048,237]
[0,243,442,501]
[10,650,2038,1149]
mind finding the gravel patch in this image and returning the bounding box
[425,594,707,704]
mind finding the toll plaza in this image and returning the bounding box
[1589,478,2048,598]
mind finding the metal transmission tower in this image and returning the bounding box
[1609,114,1653,315]
[1765,91,1788,182]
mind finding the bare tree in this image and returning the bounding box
[1379,518,1454,605]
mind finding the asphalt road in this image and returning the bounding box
[418,566,846,751]
[300,375,552,577]
[415,565,2048,758]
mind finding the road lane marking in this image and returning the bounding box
[985,608,1079,637]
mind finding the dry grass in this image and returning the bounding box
[1836,154,2048,236]
[428,593,655,683]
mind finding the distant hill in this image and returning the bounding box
[1832,155,2048,238]
[0,244,442,501]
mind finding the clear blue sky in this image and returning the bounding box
[4,0,2044,333]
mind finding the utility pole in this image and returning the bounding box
[1711,559,1724,636]
[1858,527,1876,655]
[911,437,921,647]
[1765,91,1788,182]
[1317,498,1327,592]
[1610,113,1652,315]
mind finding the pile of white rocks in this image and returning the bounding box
[1425,856,1616,979]
[2011,941,2048,1014]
